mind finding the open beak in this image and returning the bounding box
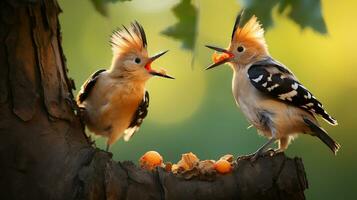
[205,45,234,70]
[145,50,175,79]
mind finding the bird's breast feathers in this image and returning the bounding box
[108,82,145,115]
[84,75,146,130]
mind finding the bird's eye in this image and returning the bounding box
[134,57,141,64]
[237,46,244,52]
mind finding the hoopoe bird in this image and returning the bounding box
[205,10,340,160]
[77,21,174,151]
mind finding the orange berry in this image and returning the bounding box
[214,159,232,174]
[139,151,163,170]
[212,52,220,63]
[212,52,231,63]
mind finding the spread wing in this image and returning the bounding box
[76,69,106,104]
[123,91,150,141]
[247,58,337,125]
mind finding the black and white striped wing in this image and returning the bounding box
[247,60,337,125]
[77,69,106,104]
[123,91,150,141]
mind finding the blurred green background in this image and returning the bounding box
[58,0,357,199]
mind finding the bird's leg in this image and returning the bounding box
[237,137,276,162]
[238,128,277,162]
[87,135,96,146]
[77,107,87,121]
[250,137,276,162]
[275,137,290,154]
[106,144,110,152]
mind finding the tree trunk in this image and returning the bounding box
[0,0,308,199]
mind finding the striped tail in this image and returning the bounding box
[320,111,338,126]
[313,104,338,126]
[304,118,340,154]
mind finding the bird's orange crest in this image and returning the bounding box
[110,21,147,55]
[232,15,266,48]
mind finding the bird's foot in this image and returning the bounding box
[251,148,277,162]
[273,148,285,155]
[77,107,86,119]
[87,135,96,146]
[238,148,276,162]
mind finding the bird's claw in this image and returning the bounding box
[238,148,277,162]
[265,148,277,156]
[87,135,96,146]
[78,106,85,115]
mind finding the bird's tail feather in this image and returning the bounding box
[303,118,341,154]
[321,111,338,126]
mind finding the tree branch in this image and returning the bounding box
[78,151,308,200]
[0,0,308,199]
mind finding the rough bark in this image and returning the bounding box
[0,0,308,199]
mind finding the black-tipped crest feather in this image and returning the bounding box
[231,9,245,41]
[123,25,134,41]
[110,21,148,53]
[134,20,147,48]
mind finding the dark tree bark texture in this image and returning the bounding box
[0,0,308,199]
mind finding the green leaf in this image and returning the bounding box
[278,0,327,34]
[240,0,327,34]
[161,0,198,50]
[240,0,279,30]
[90,0,131,17]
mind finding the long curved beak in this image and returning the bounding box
[150,71,174,79]
[205,45,234,70]
[146,50,175,79]
[149,50,169,62]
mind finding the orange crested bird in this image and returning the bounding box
[77,21,174,151]
[205,10,340,160]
